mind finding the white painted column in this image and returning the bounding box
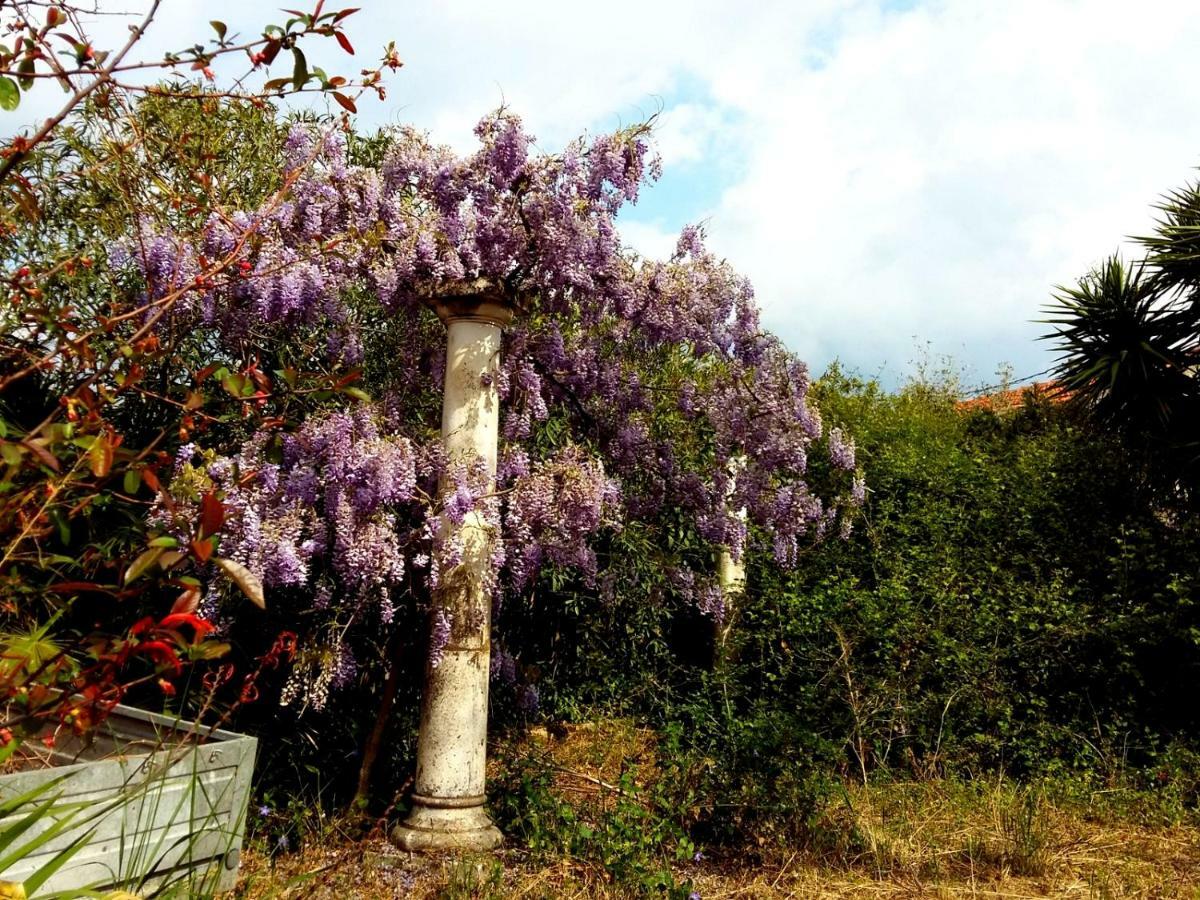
[716,455,747,654]
[393,294,512,852]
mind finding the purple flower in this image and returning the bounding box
[136,109,862,723]
[429,607,452,669]
[828,427,856,471]
[517,684,540,715]
[851,474,866,507]
[490,647,518,685]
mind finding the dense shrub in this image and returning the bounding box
[493,364,1200,845]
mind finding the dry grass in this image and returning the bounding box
[235,722,1200,899]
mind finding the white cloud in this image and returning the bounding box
[8,0,1200,384]
[676,0,1200,380]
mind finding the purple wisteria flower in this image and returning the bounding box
[137,107,865,714]
[429,607,452,669]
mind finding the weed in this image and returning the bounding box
[492,749,696,897]
[443,855,504,899]
[1000,785,1050,876]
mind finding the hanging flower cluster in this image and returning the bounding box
[126,110,863,709]
[503,446,621,592]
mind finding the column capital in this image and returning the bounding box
[423,279,518,329]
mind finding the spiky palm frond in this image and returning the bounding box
[1041,255,1200,443]
[1139,175,1200,294]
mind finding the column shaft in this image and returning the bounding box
[394,301,509,852]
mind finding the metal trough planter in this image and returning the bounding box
[0,704,256,897]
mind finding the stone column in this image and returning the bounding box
[392,293,512,852]
[715,456,747,655]
[717,539,746,601]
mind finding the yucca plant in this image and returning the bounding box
[1043,256,1198,438]
[1141,176,1200,293]
[1042,175,1200,495]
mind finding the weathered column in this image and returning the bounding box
[715,456,747,655]
[716,538,746,601]
[392,292,512,852]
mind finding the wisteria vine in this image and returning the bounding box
[129,110,863,711]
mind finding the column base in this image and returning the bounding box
[391,799,503,852]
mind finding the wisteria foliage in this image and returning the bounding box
[128,112,863,710]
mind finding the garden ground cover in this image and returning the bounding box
[235,720,1200,898]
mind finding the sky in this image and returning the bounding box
[8,0,1200,389]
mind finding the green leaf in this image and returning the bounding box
[221,372,247,398]
[123,467,141,494]
[0,76,19,111]
[148,535,179,548]
[17,57,35,90]
[210,20,227,41]
[124,547,165,584]
[291,46,309,91]
[19,826,98,896]
[0,442,22,467]
[158,550,186,570]
[215,556,265,608]
[49,508,70,545]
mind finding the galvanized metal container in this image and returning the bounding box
[0,704,256,895]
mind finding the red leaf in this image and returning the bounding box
[160,612,214,637]
[332,91,356,113]
[250,368,272,392]
[194,363,219,383]
[199,490,225,537]
[190,537,214,564]
[333,7,359,22]
[136,640,183,675]
[22,439,60,472]
[335,31,354,54]
[171,587,201,615]
[47,581,113,595]
[262,38,282,65]
[141,467,161,492]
